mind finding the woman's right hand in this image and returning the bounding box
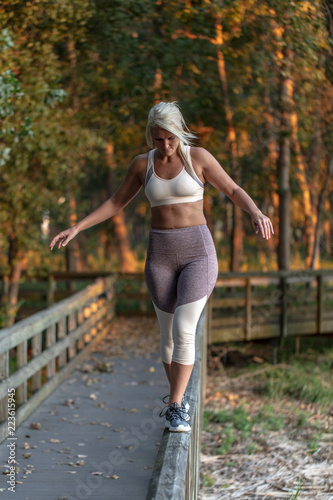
[50,226,79,251]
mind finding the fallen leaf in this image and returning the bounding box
[30,422,41,430]
[89,393,97,400]
[111,475,119,479]
[95,361,113,373]
[80,363,94,373]
[64,399,75,406]
[91,471,103,476]
[24,443,30,449]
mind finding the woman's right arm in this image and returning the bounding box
[50,155,145,250]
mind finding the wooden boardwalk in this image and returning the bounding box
[0,348,169,500]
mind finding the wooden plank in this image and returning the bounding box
[211,328,247,343]
[288,321,317,335]
[16,341,27,406]
[211,323,281,342]
[211,317,247,328]
[211,297,246,308]
[321,319,333,333]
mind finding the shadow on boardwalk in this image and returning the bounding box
[0,317,169,500]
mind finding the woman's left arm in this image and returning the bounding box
[194,147,274,240]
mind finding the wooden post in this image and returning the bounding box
[295,336,300,356]
[47,275,56,307]
[139,280,147,313]
[279,276,288,342]
[46,324,56,379]
[77,307,85,351]
[31,333,42,392]
[316,274,323,335]
[57,317,67,369]
[68,311,77,360]
[0,352,9,422]
[245,277,252,340]
[206,296,213,344]
[16,342,27,406]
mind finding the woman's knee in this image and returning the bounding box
[171,297,207,364]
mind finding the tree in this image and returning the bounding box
[0,1,97,325]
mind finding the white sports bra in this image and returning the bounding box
[144,146,204,208]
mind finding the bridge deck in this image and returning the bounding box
[0,319,169,500]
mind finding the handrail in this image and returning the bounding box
[146,309,207,500]
[209,269,333,343]
[0,276,115,444]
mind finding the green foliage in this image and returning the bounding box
[0,1,98,260]
[202,473,215,487]
[1,0,332,277]
[205,401,293,455]
[255,357,333,408]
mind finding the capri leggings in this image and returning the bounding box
[144,224,218,365]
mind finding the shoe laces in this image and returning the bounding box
[160,402,187,421]
[162,394,188,407]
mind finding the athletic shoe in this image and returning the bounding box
[162,394,190,421]
[160,402,191,432]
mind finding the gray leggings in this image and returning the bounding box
[144,225,218,365]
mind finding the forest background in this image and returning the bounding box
[1,0,333,322]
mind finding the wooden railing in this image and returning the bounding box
[208,269,333,344]
[0,271,152,321]
[146,309,207,500]
[0,276,115,443]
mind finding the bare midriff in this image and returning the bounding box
[150,200,207,229]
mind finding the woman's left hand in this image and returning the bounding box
[251,210,274,240]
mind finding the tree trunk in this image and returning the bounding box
[310,155,333,269]
[2,236,23,326]
[105,143,137,272]
[277,47,294,271]
[66,35,83,283]
[323,198,331,258]
[263,86,279,253]
[65,195,83,291]
[291,111,316,268]
[215,12,243,271]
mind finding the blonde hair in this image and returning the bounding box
[145,101,197,176]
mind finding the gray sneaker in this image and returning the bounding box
[160,402,191,432]
[162,394,190,421]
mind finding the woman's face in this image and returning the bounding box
[153,127,179,157]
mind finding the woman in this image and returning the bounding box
[50,101,274,432]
